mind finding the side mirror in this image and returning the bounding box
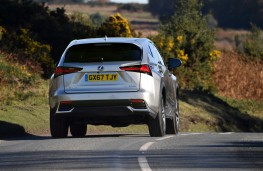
[168,58,182,70]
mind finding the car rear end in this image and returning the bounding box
[49,38,159,129]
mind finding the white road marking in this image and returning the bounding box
[180,133,204,136]
[218,132,234,135]
[156,135,174,141]
[138,142,154,171]
[138,136,176,171]
[139,142,154,152]
[138,157,152,171]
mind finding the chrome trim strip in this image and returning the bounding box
[56,107,75,114]
[127,106,149,112]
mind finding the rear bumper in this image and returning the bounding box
[56,99,154,115]
[49,89,160,116]
[51,100,156,126]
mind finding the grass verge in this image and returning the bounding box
[1,86,262,137]
[180,90,263,132]
[0,79,50,137]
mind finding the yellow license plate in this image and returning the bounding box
[86,74,118,82]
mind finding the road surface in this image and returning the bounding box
[0,133,263,170]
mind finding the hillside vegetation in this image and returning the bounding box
[1,50,262,137]
[0,51,49,136]
[0,0,262,137]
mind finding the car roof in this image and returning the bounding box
[68,37,150,47]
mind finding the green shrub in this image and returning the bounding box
[243,25,263,60]
[18,29,55,77]
[89,13,106,26]
[70,12,91,26]
[1,28,54,77]
[0,1,99,68]
[158,0,219,91]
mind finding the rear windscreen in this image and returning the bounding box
[64,43,142,63]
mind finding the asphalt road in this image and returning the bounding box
[0,133,263,170]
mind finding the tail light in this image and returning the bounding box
[54,66,82,78]
[119,64,152,76]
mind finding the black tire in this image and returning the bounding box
[70,124,87,137]
[166,99,180,135]
[148,96,166,137]
[175,99,180,134]
[50,109,69,138]
[166,118,176,134]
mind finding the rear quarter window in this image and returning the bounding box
[64,43,142,63]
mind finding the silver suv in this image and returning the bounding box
[49,37,181,138]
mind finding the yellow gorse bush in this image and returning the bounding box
[177,35,183,44]
[166,37,174,52]
[176,49,189,63]
[19,28,51,58]
[101,13,133,37]
[175,35,189,63]
[19,65,32,77]
[0,27,54,77]
[209,50,221,61]
[154,36,164,49]
[151,34,189,64]
[17,28,54,77]
[0,55,33,84]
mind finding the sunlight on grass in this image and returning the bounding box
[88,125,148,135]
[220,97,263,120]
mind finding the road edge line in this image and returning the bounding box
[156,135,174,141]
[139,142,154,152]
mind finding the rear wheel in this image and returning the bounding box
[166,118,176,134]
[70,124,87,137]
[148,96,166,137]
[175,99,180,134]
[50,109,69,138]
[166,99,179,135]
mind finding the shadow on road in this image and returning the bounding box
[1,131,149,141]
[0,121,33,140]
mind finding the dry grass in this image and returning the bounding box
[213,51,263,101]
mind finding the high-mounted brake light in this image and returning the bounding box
[54,66,83,78]
[119,64,152,76]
